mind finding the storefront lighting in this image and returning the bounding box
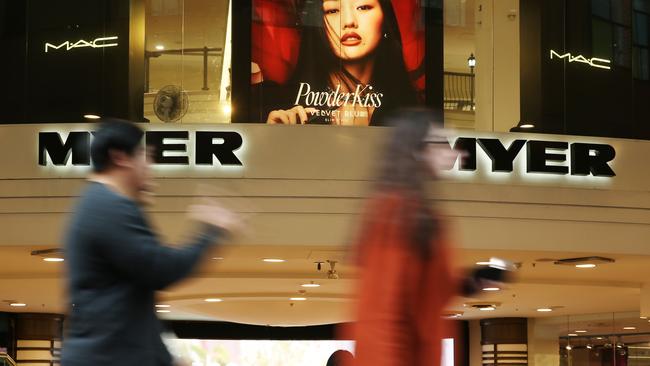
[10,303,26,307]
[263,258,285,263]
[537,308,553,312]
[204,298,223,303]
[479,306,495,311]
[576,264,596,268]
[569,333,578,337]
[575,330,587,333]
[43,257,64,262]
[155,45,165,51]
[566,345,572,350]
[222,104,232,116]
[301,282,320,288]
[83,114,101,120]
[587,345,593,349]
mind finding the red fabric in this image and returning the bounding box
[344,192,458,366]
[251,0,425,89]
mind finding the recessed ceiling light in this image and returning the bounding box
[83,114,101,120]
[290,297,306,301]
[156,310,170,313]
[566,345,572,350]
[623,326,636,330]
[641,316,648,319]
[43,257,64,262]
[476,261,491,266]
[596,337,604,340]
[586,345,593,349]
[482,287,500,291]
[263,258,285,263]
[155,45,165,50]
[537,308,553,312]
[212,257,224,260]
[479,306,495,311]
[301,282,320,288]
[575,330,587,333]
[568,333,578,337]
[222,104,232,116]
[576,264,596,268]
[204,298,222,303]
[10,303,26,307]
[155,304,171,308]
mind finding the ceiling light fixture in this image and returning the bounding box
[482,287,500,291]
[569,333,578,337]
[83,114,101,120]
[212,257,224,261]
[301,281,321,288]
[596,337,604,340]
[479,306,496,311]
[263,258,285,263]
[155,304,171,308]
[641,316,648,319]
[43,257,64,262]
[155,45,165,51]
[156,310,170,313]
[537,308,553,312]
[623,327,636,330]
[290,297,307,301]
[575,264,596,268]
[575,330,587,333]
[476,261,491,266]
[10,303,26,307]
[204,298,223,303]
[566,345,572,350]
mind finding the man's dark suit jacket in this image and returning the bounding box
[61,182,224,366]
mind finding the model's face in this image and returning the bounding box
[322,0,384,62]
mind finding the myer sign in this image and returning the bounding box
[37,131,615,177]
[38,131,243,166]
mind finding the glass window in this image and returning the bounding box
[144,0,231,124]
[634,47,650,79]
[635,12,649,45]
[614,26,632,66]
[592,0,611,18]
[611,0,632,25]
[634,0,650,13]
[592,18,614,59]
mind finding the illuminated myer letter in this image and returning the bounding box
[38,132,90,166]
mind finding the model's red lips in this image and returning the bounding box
[341,32,362,46]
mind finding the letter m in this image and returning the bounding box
[45,42,69,53]
[38,132,90,166]
[550,50,571,60]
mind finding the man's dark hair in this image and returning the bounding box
[90,119,145,172]
[326,350,354,366]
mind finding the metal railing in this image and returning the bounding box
[444,71,475,112]
[0,352,17,366]
[145,47,224,93]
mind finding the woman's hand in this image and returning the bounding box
[266,106,317,124]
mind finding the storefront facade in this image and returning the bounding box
[1,1,650,365]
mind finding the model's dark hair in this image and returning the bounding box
[326,350,354,366]
[375,108,442,258]
[292,0,418,120]
[90,119,144,172]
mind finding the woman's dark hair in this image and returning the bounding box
[292,0,418,123]
[326,350,354,366]
[90,119,144,172]
[375,108,442,258]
